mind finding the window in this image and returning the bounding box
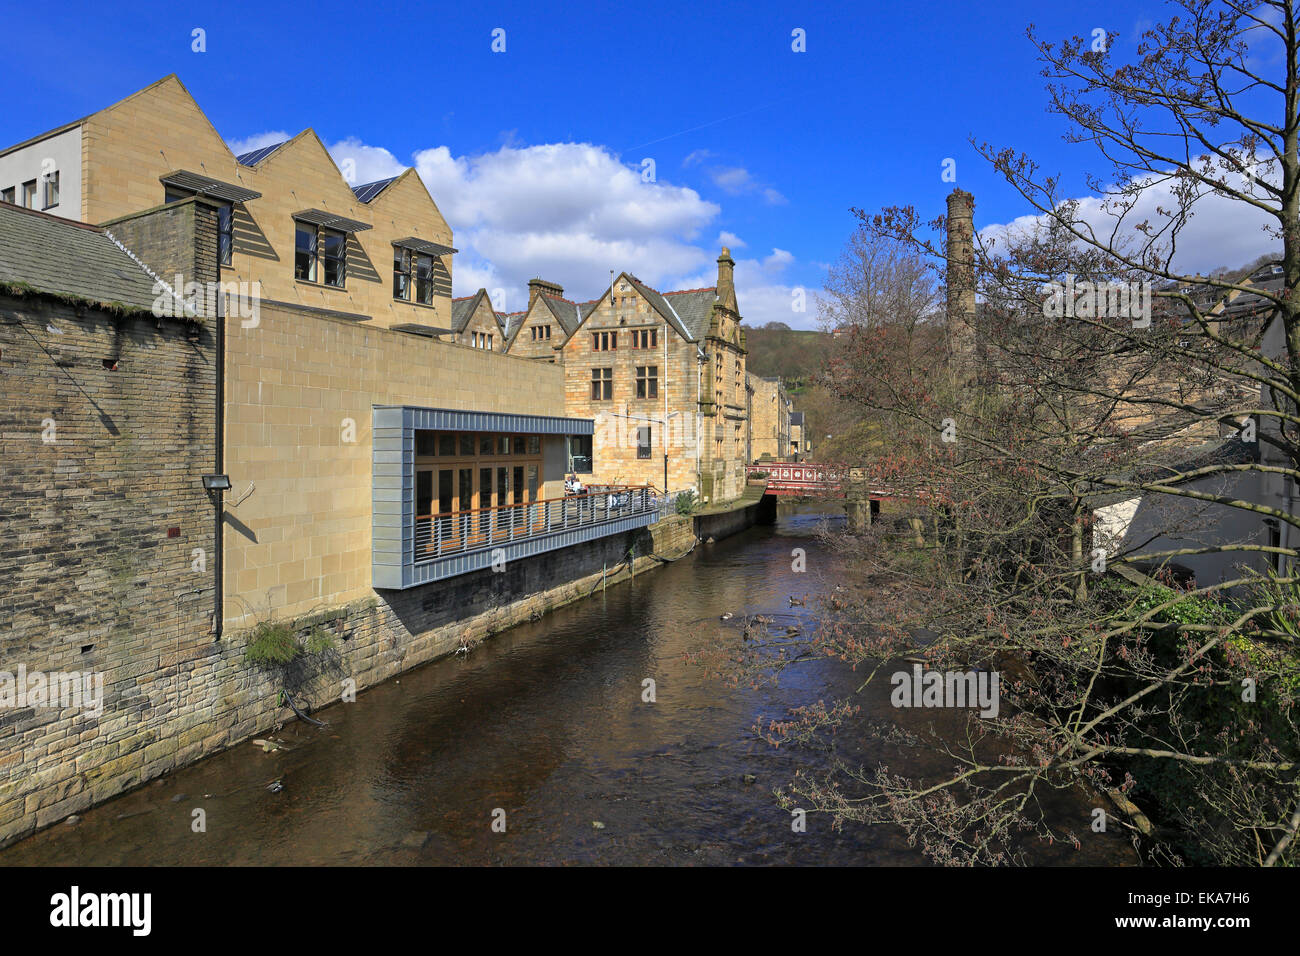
[21,180,36,208]
[531,325,552,341]
[295,222,317,281]
[1,187,12,204]
[591,367,612,400]
[41,171,59,209]
[592,330,617,351]
[321,229,346,287]
[414,252,434,305]
[393,248,411,300]
[632,328,657,349]
[295,222,346,286]
[167,189,232,265]
[569,435,593,473]
[635,365,658,399]
[1266,518,1282,572]
[637,427,652,459]
[471,331,494,349]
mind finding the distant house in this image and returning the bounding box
[749,376,792,462]
[1090,272,1291,589]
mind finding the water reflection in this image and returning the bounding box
[1,506,1132,866]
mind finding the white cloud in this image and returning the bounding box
[411,142,722,297]
[980,168,1280,277]
[762,248,794,272]
[326,136,407,186]
[225,130,290,158]
[229,131,819,323]
[735,259,813,329]
[683,149,713,167]
[706,165,787,205]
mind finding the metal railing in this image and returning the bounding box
[415,485,658,562]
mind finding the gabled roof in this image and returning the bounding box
[235,142,286,166]
[0,202,168,315]
[497,311,526,337]
[662,287,718,340]
[352,176,398,203]
[451,289,489,332]
[451,289,511,336]
[624,274,697,341]
[538,294,584,335]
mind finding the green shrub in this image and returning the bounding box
[675,489,698,515]
[244,621,300,666]
[305,626,336,655]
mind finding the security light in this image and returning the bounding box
[202,474,232,492]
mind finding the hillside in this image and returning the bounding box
[742,323,831,390]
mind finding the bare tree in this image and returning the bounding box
[732,0,1300,866]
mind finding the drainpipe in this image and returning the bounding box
[214,287,225,636]
[663,319,669,492]
[695,346,703,491]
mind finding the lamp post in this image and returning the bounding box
[623,410,680,494]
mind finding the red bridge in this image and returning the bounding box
[747,462,921,500]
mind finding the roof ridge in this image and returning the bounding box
[0,201,104,232]
[664,286,716,296]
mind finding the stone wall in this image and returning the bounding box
[0,292,219,846]
[0,494,694,848]
[102,196,219,299]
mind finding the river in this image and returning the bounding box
[0,505,1132,865]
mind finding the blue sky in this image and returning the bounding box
[0,0,1275,327]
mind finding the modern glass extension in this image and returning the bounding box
[372,405,659,588]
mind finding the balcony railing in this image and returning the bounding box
[415,485,659,562]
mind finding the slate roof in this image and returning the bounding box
[352,177,397,203]
[450,290,488,332]
[235,142,285,166]
[1086,434,1259,508]
[662,287,718,340]
[538,294,583,335]
[624,275,699,341]
[0,202,166,315]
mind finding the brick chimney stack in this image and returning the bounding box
[528,278,564,310]
[716,247,738,313]
[945,189,977,370]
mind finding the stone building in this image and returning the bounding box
[0,77,678,844]
[749,375,792,462]
[556,249,750,503]
[451,288,508,351]
[504,279,586,362]
[789,411,807,459]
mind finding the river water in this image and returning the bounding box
[1,506,1132,865]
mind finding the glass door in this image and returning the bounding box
[416,470,433,559]
[438,469,453,548]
